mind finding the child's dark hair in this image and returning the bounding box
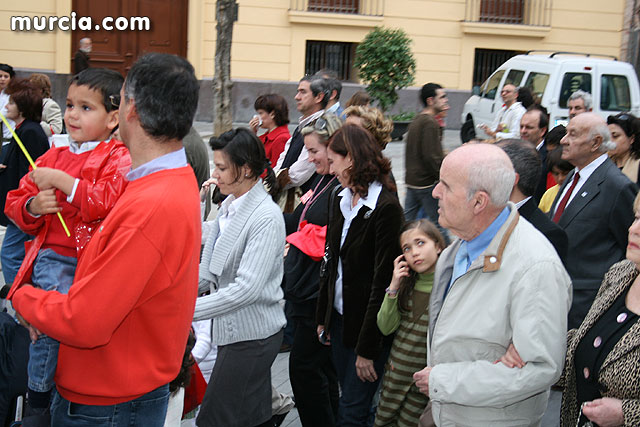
[397,219,445,312]
[70,68,124,112]
[545,124,566,148]
[546,146,574,174]
[209,127,281,200]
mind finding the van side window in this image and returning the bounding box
[524,72,550,104]
[559,73,592,108]
[505,69,525,86]
[482,70,505,100]
[601,74,631,111]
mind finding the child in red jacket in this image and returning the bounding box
[5,68,131,420]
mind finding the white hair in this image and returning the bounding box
[589,122,617,152]
[569,90,592,110]
[466,158,515,207]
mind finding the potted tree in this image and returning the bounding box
[354,26,416,140]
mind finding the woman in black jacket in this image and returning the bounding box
[316,123,403,426]
[0,79,49,285]
[284,113,342,427]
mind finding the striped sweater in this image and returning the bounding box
[194,181,287,346]
[375,273,433,427]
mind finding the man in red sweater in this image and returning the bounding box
[10,53,202,426]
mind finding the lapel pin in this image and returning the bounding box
[581,192,587,197]
[364,210,373,219]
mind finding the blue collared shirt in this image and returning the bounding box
[450,206,510,286]
[126,148,188,181]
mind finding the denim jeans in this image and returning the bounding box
[50,384,170,426]
[0,223,31,284]
[404,186,450,244]
[28,249,77,392]
[330,312,391,427]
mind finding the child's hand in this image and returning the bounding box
[28,189,62,216]
[30,167,74,194]
[390,254,409,290]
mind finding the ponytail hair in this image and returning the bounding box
[208,127,281,200]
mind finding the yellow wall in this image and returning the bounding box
[0,0,71,73]
[0,0,628,89]
[205,0,625,89]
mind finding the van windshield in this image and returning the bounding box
[601,74,631,111]
[482,70,505,100]
[559,73,592,108]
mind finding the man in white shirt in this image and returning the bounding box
[274,76,329,195]
[480,84,526,140]
[550,112,637,328]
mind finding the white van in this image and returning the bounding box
[461,52,640,141]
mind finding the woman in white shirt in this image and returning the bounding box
[316,124,403,426]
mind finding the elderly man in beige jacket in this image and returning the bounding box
[414,143,572,427]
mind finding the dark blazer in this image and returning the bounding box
[0,120,49,226]
[518,197,568,264]
[74,49,90,74]
[561,260,640,427]
[549,158,637,291]
[316,185,403,360]
[549,158,637,328]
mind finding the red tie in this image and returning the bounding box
[552,171,580,223]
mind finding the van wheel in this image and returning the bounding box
[460,119,476,143]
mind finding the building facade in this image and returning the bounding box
[0,0,631,127]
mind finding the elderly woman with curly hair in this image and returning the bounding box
[344,105,393,151]
[317,123,403,426]
[608,112,640,184]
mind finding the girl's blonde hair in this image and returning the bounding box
[397,219,445,312]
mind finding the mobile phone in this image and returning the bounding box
[319,329,330,344]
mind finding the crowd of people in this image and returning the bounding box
[0,53,639,427]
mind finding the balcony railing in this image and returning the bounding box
[465,0,551,26]
[290,0,384,16]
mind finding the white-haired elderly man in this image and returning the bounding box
[567,89,592,120]
[550,112,637,329]
[413,143,572,426]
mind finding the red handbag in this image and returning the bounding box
[182,361,208,416]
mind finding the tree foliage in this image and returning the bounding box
[354,27,416,112]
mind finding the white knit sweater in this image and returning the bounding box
[193,181,286,345]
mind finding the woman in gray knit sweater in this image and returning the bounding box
[193,128,286,427]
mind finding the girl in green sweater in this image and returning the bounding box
[374,219,445,427]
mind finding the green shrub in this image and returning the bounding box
[354,27,416,112]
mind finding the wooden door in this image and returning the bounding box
[71,0,188,76]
